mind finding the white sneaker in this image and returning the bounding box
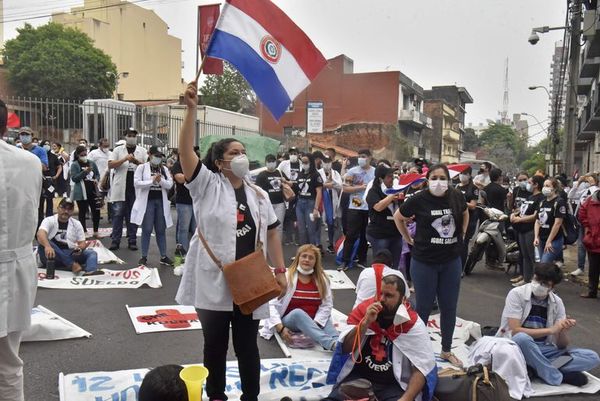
[570,268,584,276]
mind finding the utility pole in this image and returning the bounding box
[563,0,582,177]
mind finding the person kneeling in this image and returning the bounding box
[498,262,600,386]
[260,244,338,351]
[325,273,437,401]
[37,198,100,276]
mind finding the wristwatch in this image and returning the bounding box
[273,267,287,275]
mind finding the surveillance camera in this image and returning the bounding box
[528,32,540,45]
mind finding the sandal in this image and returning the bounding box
[440,351,464,368]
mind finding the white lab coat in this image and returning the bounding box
[108,145,148,202]
[318,168,343,219]
[175,161,278,320]
[259,272,333,339]
[0,140,42,337]
[88,148,111,178]
[130,163,174,227]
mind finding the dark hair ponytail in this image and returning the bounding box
[202,138,240,173]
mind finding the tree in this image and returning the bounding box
[200,62,256,114]
[462,128,480,151]
[2,23,117,99]
[478,123,528,174]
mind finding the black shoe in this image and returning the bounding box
[337,264,349,272]
[128,244,138,251]
[562,371,588,387]
[160,256,174,266]
[138,256,147,266]
[327,245,335,254]
[109,243,119,251]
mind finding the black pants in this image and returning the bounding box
[197,306,260,401]
[38,194,54,227]
[76,200,100,232]
[588,251,600,296]
[460,222,477,270]
[322,373,404,401]
[342,210,369,264]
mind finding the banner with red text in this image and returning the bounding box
[37,266,162,289]
[126,305,201,334]
[198,4,223,74]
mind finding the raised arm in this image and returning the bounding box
[179,82,200,181]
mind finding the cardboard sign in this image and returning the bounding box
[126,305,202,334]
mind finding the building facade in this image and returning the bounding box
[53,0,183,101]
[549,41,568,129]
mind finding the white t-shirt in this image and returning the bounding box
[345,166,375,211]
[88,148,111,176]
[39,215,85,249]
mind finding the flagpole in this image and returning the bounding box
[195,55,207,83]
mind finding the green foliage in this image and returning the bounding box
[2,23,117,99]
[521,152,546,176]
[463,128,480,151]
[478,123,527,175]
[200,62,256,114]
[519,128,563,175]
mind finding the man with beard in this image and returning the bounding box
[325,272,437,401]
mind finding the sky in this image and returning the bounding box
[2,0,567,140]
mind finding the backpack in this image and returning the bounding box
[541,198,580,245]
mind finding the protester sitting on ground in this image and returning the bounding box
[534,177,568,264]
[577,188,600,299]
[497,262,600,387]
[325,273,436,401]
[139,364,187,401]
[260,244,338,350]
[70,145,101,238]
[36,198,100,275]
[131,146,174,267]
[354,250,411,308]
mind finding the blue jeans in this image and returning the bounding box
[141,197,167,258]
[578,225,586,271]
[175,203,196,252]
[282,308,339,350]
[411,256,462,352]
[38,242,98,272]
[296,197,318,245]
[111,198,137,245]
[539,236,564,263]
[512,333,600,385]
[367,234,403,269]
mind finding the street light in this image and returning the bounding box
[106,71,130,100]
[528,85,551,98]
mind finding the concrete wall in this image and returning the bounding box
[53,0,183,101]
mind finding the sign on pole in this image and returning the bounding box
[306,101,324,134]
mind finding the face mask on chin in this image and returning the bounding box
[297,266,314,275]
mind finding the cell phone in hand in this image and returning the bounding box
[551,355,573,369]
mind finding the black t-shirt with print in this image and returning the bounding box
[400,190,466,264]
[148,165,164,200]
[295,171,323,200]
[537,197,568,241]
[366,184,400,239]
[53,220,70,249]
[514,193,545,233]
[287,161,301,182]
[511,187,532,212]
[171,161,192,205]
[350,335,395,385]
[235,186,257,260]
[256,170,289,205]
[457,182,479,227]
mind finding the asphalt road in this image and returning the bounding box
[22,212,600,400]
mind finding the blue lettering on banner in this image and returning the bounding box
[269,367,289,388]
[89,376,115,391]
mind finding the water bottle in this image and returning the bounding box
[46,259,55,280]
[174,244,184,267]
[534,247,541,263]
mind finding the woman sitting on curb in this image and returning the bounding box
[260,244,339,350]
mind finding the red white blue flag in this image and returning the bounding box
[206,0,327,120]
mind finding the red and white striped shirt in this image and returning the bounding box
[284,279,321,319]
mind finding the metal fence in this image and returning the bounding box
[2,96,261,152]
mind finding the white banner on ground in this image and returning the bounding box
[22,305,92,342]
[33,241,124,265]
[530,372,600,397]
[37,266,162,289]
[325,270,356,290]
[126,305,202,334]
[86,227,154,237]
[59,358,333,401]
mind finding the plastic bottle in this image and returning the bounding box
[534,247,541,263]
[46,259,55,280]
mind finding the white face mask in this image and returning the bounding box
[302,163,310,172]
[79,156,88,163]
[519,181,528,190]
[225,154,249,178]
[542,187,553,197]
[526,183,533,192]
[358,157,368,168]
[126,137,137,146]
[459,174,470,184]
[429,179,448,197]
[323,163,332,172]
[531,281,551,298]
[43,144,51,152]
[266,161,277,171]
[289,155,298,163]
[20,135,32,145]
[298,266,314,275]
[150,156,162,166]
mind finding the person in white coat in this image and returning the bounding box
[0,99,43,401]
[175,82,287,401]
[108,128,148,251]
[260,244,338,350]
[319,156,343,253]
[132,146,174,267]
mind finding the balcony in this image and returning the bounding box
[398,109,432,129]
[581,56,600,78]
[443,128,460,142]
[578,77,594,95]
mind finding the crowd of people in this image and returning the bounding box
[3,82,600,401]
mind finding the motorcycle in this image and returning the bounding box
[464,207,520,276]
